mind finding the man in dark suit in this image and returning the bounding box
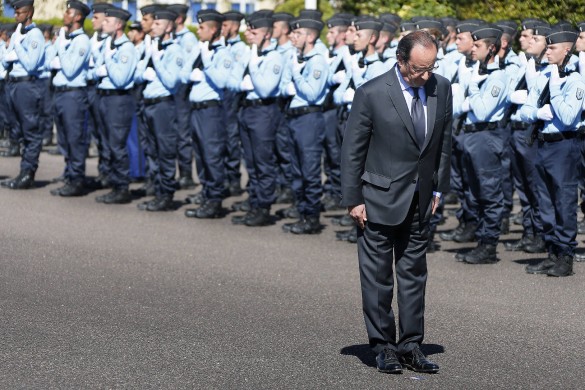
[341,30,452,374]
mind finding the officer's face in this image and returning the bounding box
[197,21,217,42]
[272,21,288,40]
[221,21,239,38]
[354,29,374,52]
[456,32,473,55]
[102,16,120,35]
[14,6,32,24]
[63,8,77,28]
[344,26,356,46]
[92,12,105,32]
[141,14,154,34]
[546,42,571,66]
[248,28,269,46]
[375,31,391,53]
[576,32,585,53]
[527,35,547,56]
[292,28,308,49]
[151,19,171,39]
[471,39,491,62]
[519,30,533,52]
[326,26,345,47]
[398,44,438,88]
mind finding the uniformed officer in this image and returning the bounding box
[281,16,329,234]
[184,10,231,219]
[377,15,399,69]
[93,6,138,204]
[48,0,91,197]
[135,8,183,212]
[456,25,509,264]
[230,12,284,226]
[38,24,55,147]
[167,3,199,191]
[574,21,585,237]
[0,0,46,190]
[298,9,329,56]
[0,23,18,157]
[521,25,585,277]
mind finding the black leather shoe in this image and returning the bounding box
[59,181,85,197]
[547,254,574,277]
[500,217,510,235]
[427,233,439,253]
[232,209,258,225]
[185,192,205,205]
[523,236,546,253]
[245,208,271,227]
[147,195,173,211]
[376,347,402,374]
[102,189,132,204]
[231,199,250,212]
[178,174,197,190]
[453,223,477,243]
[504,235,533,252]
[186,200,222,219]
[0,144,20,157]
[331,214,354,226]
[439,221,466,241]
[336,229,353,241]
[276,205,300,219]
[463,243,498,264]
[291,215,322,234]
[137,197,158,210]
[282,216,304,233]
[1,170,34,189]
[399,346,439,374]
[512,211,523,226]
[525,254,557,274]
[275,187,294,204]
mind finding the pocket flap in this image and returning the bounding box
[361,171,391,189]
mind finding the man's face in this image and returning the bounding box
[102,16,119,35]
[221,20,239,38]
[141,13,154,34]
[292,28,309,50]
[519,29,533,51]
[247,27,268,46]
[272,21,288,40]
[92,12,105,31]
[151,19,171,38]
[14,6,32,24]
[527,35,547,56]
[455,32,473,54]
[398,44,438,88]
[375,31,390,52]
[354,29,373,52]
[576,31,585,52]
[63,8,77,28]
[471,39,491,62]
[344,25,356,46]
[326,26,344,47]
[546,42,570,66]
[197,21,216,42]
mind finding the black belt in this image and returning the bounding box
[87,80,97,86]
[8,75,37,82]
[144,95,173,106]
[54,86,86,92]
[97,88,131,96]
[578,127,585,138]
[191,100,221,110]
[537,131,578,142]
[286,105,323,118]
[510,121,530,130]
[463,120,504,133]
[241,97,277,108]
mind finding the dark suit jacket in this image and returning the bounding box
[341,68,453,226]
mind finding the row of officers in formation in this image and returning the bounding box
[1,0,585,277]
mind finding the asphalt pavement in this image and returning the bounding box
[1,152,585,389]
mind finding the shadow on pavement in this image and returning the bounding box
[340,343,445,368]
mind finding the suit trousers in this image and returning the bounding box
[357,193,429,355]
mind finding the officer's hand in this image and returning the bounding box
[332,70,346,84]
[96,64,108,77]
[518,51,528,68]
[293,56,305,73]
[12,24,24,45]
[58,27,70,49]
[151,38,163,61]
[351,56,366,77]
[4,50,18,62]
[90,32,103,51]
[537,104,554,121]
[144,34,152,56]
[451,82,462,96]
[432,195,440,215]
[199,41,213,66]
[525,57,537,82]
[510,89,528,104]
[580,52,585,77]
[342,87,355,103]
[326,55,335,65]
[286,81,296,96]
[549,65,566,87]
[143,67,156,81]
[239,74,254,91]
[249,44,260,67]
[50,56,61,70]
[470,62,488,84]
[348,204,367,230]
[461,97,471,113]
[341,47,353,69]
[458,57,471,80]
[105,38,116,59]
[189,68,203,82]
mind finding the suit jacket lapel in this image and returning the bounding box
[386,70,418,147]
[422,76,438,152]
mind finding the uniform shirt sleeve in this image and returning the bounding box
[14,28,44,73]
[292,54,329,103]
[104,42,137,88]
[467,72,507,122]
[550,73,585,127]
[249,50,283,98]
[204,48,231,89]
[153,45,183,91]
[59,34,90,79]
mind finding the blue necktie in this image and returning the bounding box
[411,87,425,148]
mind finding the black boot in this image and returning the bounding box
[512,211,523,226]
[245,208,272,227]
[290,215,322,234]
[525,253,557,274]
[275,187,294,204]
[0,140,20,157]
[232,209,258,225]
[504,235,534,252]
[231,199,251,212]
[185,192,206,205]
[185,200,222,219]
[276,205,300,219]
[145,195,173,211]
[102,188,132,204]
[58,181,85,197]
[228,181,243,196]
[500,217,510,235]
[453,223,477,243]
[443,192,458,205]
[439,221,466,241]
[347,225,358,243]
[1,170,34,189]
[523,235,546,253]
[547,253,574,277]
[427,232,439,253]
[578,217,585,235]
[178,173,197,190]
[331,214,354,226]
[462,243,498,264]
[322,194,342,211]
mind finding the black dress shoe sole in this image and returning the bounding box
[401,363,439,374]
[377,367,403,374]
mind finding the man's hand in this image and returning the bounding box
[348,204,367,230]
[199,41,213,66]
[432,195,440,215]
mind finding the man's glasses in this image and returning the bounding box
[405,62,439,75]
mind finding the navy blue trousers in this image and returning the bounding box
[223,89,243,186]
[322,108,342,198]
[87,85,110,177]
[275,106,293,189]
[175,83,194,178]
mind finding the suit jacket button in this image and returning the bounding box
[412,180,417,184]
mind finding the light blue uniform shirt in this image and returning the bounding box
[326,45,350,87]
[53,28,90,88]
[289,47,329,108]
[314,39,329,57]
[136,39,183,98]
[352,52,386,88]
[3,23,45,77]
[245,42,283,100]
[225,36,250,92]
[507,61,549,123]
[175,27,199,82]
[0,40,6,80]
[466,61,509,123]
[87,33,108,82]
[520,69,585,134]
[277,41,295,97]
[97,35,137,90]
[188,40,231,102]
[39,41,55,79]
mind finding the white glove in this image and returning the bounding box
[342,87,355,103]
[351,56,366,77]
[58,27,70,50]
[89,56,95,68]
[90,32,103,52]
[518,51,527,68]
[579,51,585,77]
[0,70,6,78]
[144,34,152,57]
[549,65,566,87]
[470,62,488,84]
[12,24,24,45]
[536,104,554,121]
[143,67,156,81]
[4,50,18,62]
[461,98,471,113]
[510,90,528,105]
[50,56,61,70]
[105,39,116,59]
[286,82,296,96]
[199,41,212,66]
[525,58,537,82]
[96,64,108,77]
[249,44,260,67]
[458,57,472,80]
[293,56,305,73]
[332,70,346,84]
[190,68,203,82]
[326,55,335,65]
[341,48,353,70]
[239,74,254,91]
[151,38,163,61]
[451,83,462,96]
